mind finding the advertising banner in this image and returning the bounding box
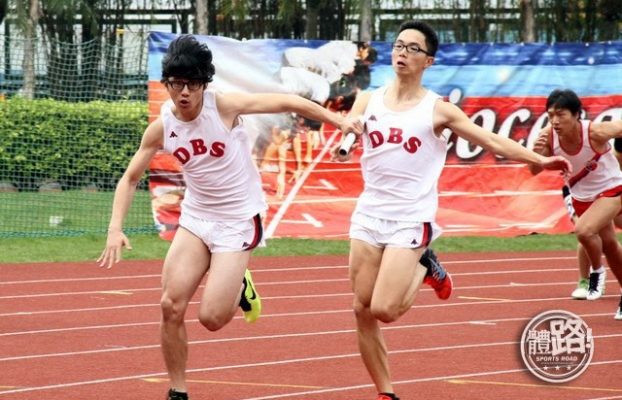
[148,32,622,240]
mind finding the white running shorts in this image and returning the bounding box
[179,213,264,253]
[349,212,441,249]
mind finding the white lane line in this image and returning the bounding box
[280,213,323,227]
[0,343,619,397]
[586,394,622,400]
[2,292,621,337]
[8,315,617,363]
[0,274,161,285]
[0,273,594,316]
[0,273,615,301]
[302,178,337,190]
[0,254,578,286]
[240,359,622,400]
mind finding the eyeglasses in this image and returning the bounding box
[392,42,431,56]
[165,79,204,91]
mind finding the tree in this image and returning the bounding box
[22,0,39,99]
[519,0,535,42]
[305,0,320,39]
[0,0,7,24]
[11,0,40,99]
[469,0,487,42]
[598,0,622,40]
[449,0,466,42]
[195,0,208,34]
[358,0,372,42]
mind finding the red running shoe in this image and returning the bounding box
[377,394,400,400]
[421,248,453,300]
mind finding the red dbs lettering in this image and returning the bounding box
[172,139,226,164]
[387,127,403,143]
[190,139,208,155]
[172,147,191,164]
[369,130,384,148]
[210,141,225,157]
[368,129,421,154]
[404,136,422,153]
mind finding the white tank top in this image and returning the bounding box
[354,86,447,221]
[551,120,622,202]
[161,90,266,220]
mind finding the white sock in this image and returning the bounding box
[593,266,606,274]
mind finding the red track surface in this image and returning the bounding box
[1,251,621,399]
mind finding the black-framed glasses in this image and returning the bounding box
[165,79,204,91]
[392,42,431,56]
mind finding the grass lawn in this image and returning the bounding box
[1,189,589,264]
[0,232,585,264]
[0,190,154,237]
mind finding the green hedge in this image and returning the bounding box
[0,98,148,191]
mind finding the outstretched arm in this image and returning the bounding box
[217,92,360,136]
[97,118,163,269]
[436,101,571,173]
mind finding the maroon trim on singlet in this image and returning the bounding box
[568,152,602,188]
[244,214,263,251]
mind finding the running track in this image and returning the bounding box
[1,251,621,399]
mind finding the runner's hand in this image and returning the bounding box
[540,155,572,177]
[97,229,132,269]
[332,115,364,162]
[339,116,364,140]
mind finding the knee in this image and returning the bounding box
[353,298,368,316]
[354,296,401,324]
[370,303,400,324]
[160,295,187,324]
[574,226,596,242]
[198,308,233,332]
[353,298,376,323]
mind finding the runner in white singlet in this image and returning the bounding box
[97,35,361,400]
[332,21,572,400]
[530,88,622,318]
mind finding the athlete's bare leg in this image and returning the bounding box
[350,239,426,394]
[600,223,622,286]
[160,228,211,393]
[197,251,251,331]
[574,197,621,270]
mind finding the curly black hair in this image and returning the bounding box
[161,35,215,83]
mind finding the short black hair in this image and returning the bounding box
[161,35,215,83]
[398,20,439,56]
[546,89,582,117]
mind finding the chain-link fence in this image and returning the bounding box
[0,35,154,238]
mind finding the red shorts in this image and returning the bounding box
[572,185,622,217]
